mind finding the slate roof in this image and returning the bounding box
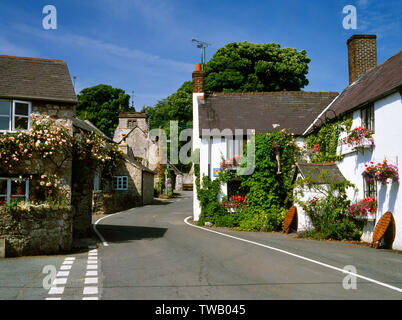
[305,50,402,135]
[72,117,112,141]
[296,162,346,184]
[198,91,338,137]
[0,55,77,103]
[119,112,146,118]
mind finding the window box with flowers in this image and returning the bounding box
[220,155,243,171]
[221,195,248,213]
[349,197,377,220]
[362,160,399,185]
[343,126,374,150]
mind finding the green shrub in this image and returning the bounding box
[296,176,364,241]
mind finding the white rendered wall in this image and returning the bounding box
[336,92,402,249]
[192,93,203,222]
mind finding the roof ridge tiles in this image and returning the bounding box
[0,55,66,63]
[209,91,339,96]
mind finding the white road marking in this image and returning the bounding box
[85,278,98,284]
[62,260,74,265]
[88,256,97,260]
[87,260,98,264]
[86,271,98,277]
[83,297,99,300]
[184,216,402,294]
[87,264,98,270]
[83,286,98,295]
[93,212,126,246]
[64,257,76,261]
[57,271,70,277]
[60,265,72,270]
[48,287,64,295]
[52,278,67,285]
[46,297,62,300]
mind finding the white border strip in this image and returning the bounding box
[184,216,402,294]
[93,212,126,246]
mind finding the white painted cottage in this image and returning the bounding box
[300,35,402,250]
[191,63,338,222]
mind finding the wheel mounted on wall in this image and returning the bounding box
[283,206,298,234]
[371,211,396,249]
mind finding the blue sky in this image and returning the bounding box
[0,0,401,109]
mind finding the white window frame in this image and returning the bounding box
[113,176,128,191]
[0,100,31,133]
[0,178,29,204]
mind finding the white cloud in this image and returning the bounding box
[14,24,193,72]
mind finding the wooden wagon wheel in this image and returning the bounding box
[283,206,298,234]
[371,212,396,249]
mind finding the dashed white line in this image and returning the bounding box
[82,248,99,300]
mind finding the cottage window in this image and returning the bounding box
[0,100,31,132]
[363,178,377,198]
[226,137,246,160]
[361,104,374,132]
[0,178,29,205]
[113,176,128,190]
[127,120,136,129]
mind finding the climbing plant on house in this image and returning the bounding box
[306,120,346,163]
[195,129,302,231]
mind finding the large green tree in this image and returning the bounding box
[204,41,310,92]
[144,80,193,130]
[146,41,311,130]
[76,84,133,137]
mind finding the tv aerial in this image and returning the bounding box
[192,39,212,67]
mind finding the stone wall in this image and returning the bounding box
[92,191,141,215]
[142,172,155,205]
[0,205,73,257]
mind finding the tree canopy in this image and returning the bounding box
[76,84,134,138]
[146,42,311,131]
[204,42,310,92]
[144,81,193,131]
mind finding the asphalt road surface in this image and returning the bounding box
[1,191,401,300]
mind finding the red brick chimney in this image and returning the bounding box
[347,35,377,84]
[192,63,204,93]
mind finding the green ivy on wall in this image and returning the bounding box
[195,129,301,231]
[306,120,345,163]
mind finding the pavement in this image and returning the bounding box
[1,190,401,300]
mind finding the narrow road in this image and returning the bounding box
[1,191,401,300]
[95,192,402,300]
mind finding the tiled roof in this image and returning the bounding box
[0,55,77,103]
[296,162,346,184]
[306,50,402,134]
[198,91,338,136]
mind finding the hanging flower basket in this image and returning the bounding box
[349,197,377,220]
[362,160,399,185]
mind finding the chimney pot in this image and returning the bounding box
[347,34,377,84]
[192,63,205,93]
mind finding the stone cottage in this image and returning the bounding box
[0,55,77,256]
[113,112,159,171]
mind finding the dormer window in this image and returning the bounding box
[0,100,31,132]
[127,119,136,129]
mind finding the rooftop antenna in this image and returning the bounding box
[131,90,135,110]
[192,39,212,69]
